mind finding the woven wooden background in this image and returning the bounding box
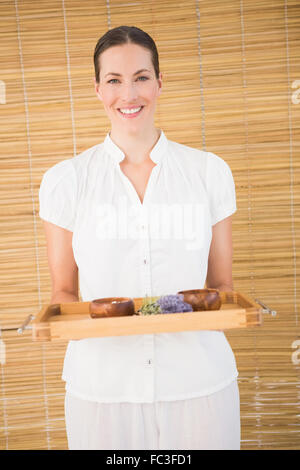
[0,0,299,450]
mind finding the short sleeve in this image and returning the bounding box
[206,152,237,226]
[39,159,77,232]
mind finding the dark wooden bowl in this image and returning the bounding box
[89,297,135,318]
[177,289,222,311]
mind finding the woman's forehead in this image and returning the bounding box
[99,44,153,70]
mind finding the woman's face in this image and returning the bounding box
[94,43,162,134]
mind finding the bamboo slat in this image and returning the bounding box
[0,0,299,450]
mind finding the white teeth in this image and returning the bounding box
[119,107,142,114]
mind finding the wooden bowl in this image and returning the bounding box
[89,297,135,318]
[177,289,222,311]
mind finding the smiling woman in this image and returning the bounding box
[94,38,162,154]
[39,25,240,450]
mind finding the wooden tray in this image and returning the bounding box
[31,291,263,342]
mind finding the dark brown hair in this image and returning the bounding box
[93,25,160,83]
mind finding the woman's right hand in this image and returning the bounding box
[42,220,79,303]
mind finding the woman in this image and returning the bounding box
[39,25,240,450]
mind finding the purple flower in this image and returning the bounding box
[156,294,193,313]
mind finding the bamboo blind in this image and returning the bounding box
[0,0,299,450]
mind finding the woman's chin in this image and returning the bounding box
[113,120,152,134]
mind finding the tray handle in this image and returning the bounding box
[254,298,277,316]
[17,314,35,334]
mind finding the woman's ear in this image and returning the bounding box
[157,72,163,96]
[94,77,103,102]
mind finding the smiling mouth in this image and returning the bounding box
[117,106,144,118]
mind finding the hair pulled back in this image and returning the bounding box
[94,25,160,83]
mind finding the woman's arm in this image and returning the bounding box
[42,220,79,303]
[205,215,234,292]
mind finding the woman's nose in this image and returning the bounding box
[121,83,138,101]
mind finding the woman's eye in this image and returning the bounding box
[107,76,149,84]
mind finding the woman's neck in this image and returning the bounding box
[109,127,161,165]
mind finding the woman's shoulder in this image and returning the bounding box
[167,138,206,156]
[42,142,103,179]
[168,138,232,172]
[168,138,208,164]
[41,158,75,188]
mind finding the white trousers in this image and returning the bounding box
[64,379,240,450]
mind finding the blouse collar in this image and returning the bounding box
[103,129,168,164]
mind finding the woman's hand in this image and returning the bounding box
[205,215,234,292]
[42,220,79,303]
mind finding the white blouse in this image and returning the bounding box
[39,129,238,403]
